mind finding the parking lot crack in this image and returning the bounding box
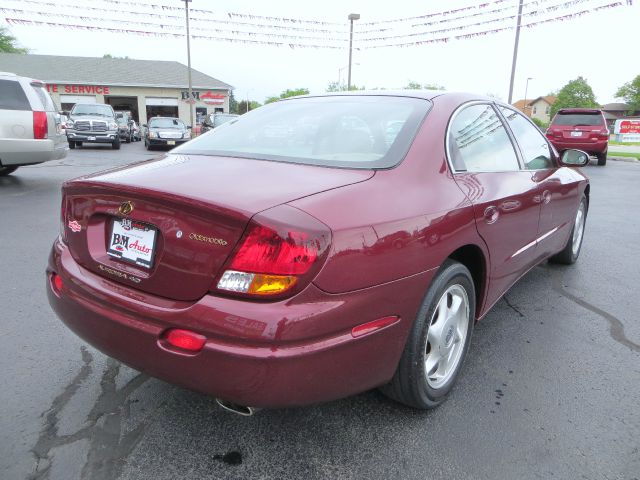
[503,295,525,318]
[552,272,640,353]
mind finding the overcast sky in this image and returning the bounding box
[2,0,638,104]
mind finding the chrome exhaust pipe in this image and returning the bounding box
[216,398,260,416]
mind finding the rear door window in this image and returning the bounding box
[0,79,30,111]
[448,103,520,172]
[500,107,554,170]
[552,112,604,126]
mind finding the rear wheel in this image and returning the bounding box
[597,151,607,166]
[68,141,75,149]
[112,138,121,150]
[0,165,19,176]
[380,260,475,409]
[550,194,587,265]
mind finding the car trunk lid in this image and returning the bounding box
[62,154,373,301]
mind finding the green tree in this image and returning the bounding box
[264,88,310,104]
[228,91,239,114]
[237,100,261,114]
[325,82,365,92]
[0,27,28,53]
[615,74,640,113]
[403,81,445,91]
[531,118,549,130]
[550,77,598,118]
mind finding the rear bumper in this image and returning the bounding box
[67,131,118,143]
[0,138,67,166]
[47,238,432,408]
[549,138,608,154]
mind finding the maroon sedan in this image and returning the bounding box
[47,92,590,414]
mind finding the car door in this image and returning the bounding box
[499,106,581,260]
[448,103,541,309]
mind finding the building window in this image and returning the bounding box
[545,106,550,114]
[533,106,537,114]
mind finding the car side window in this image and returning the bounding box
[448,104,520,172]
[500,107,554,170]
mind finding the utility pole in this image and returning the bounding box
[183,0,194,128]
[523,77,532,115]
[347,13,360,90]
[507,0,524,104]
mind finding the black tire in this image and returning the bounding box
[549,194,588,265]
[68,141,75,150]
[597,152,607,166]
[145,141,152,151]
[112,138,121,150]
[380,260,475,409]
[0,165,19,176]
[76,142,82,147]
[125,133,131,143]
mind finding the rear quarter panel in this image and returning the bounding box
[291,94,487,295]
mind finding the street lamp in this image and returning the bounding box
[523,77,532,116]
[347,13,360,90]
[338,63,359,88]
[182,0,194,129]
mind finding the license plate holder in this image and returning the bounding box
[88,136,96,141]
[570,131,582,137]
[107,218,157,269]
[167,140,176,145]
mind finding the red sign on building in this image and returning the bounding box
[46,84,111,94]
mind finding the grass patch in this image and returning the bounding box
[609,140,640,146]
[608,151,640,160]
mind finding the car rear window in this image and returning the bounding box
[175,96,431,169]
[0,79,30,111]
[552,112,603,126]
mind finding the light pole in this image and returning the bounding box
[338,63,359,89]
[347,13,360,90]
[507,0,524,104]
[183,0,194,129]
[523,77,532,116]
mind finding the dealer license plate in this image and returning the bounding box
[570,131,582,137]
[107,218,157,268]
[167,140,176,145]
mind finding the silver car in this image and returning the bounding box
[0,72,67,176]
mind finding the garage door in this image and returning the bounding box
[60,95,96,104]
[146,97,178,106]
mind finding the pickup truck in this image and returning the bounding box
[66,103,120,149]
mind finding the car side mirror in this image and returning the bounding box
[560,149,589,167]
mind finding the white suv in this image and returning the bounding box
[0,72,67,176]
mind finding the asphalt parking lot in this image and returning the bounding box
[1,142,639,480]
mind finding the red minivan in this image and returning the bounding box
[546,108,609,165]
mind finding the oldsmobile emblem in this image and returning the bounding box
[119,201,134,215]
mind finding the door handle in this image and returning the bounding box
[483,206,499,224]
[542,190,552,204]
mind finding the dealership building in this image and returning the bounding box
[0,53,232,125]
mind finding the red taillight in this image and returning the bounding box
[164,329,206,352]
[230,226,318,275]
[215,205,331,298]
[33,111,48,139]
[50,273,63,296]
